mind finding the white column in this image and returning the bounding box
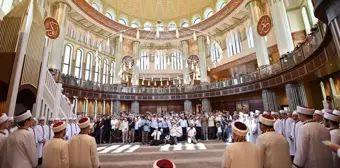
[74,97,78,115]
[84,98,88,116]
[197,36,208,83]
[131,101,140,114]
[94,99,98,118]
[114,37,122,84]
[181,40,190,84]
[110,100,113,115]
[202,98,211,112]
[184,100,192,112]
[246,0,270,68]
[132,41,140,86]
[103,100,106,115]
[269,0,294,55]
[48,1,70,70]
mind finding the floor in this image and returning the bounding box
[98,141,226,168]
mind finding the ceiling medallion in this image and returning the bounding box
[257,15,272,37]
[44,17,60,39]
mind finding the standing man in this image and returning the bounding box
[67,118,73,141]
[42,121,69,167]
[221,121,261,168]
[0,113,8,149]
[293,106,333,168]
[285,111,295,159]
[69,117,100,168]
[0,110,38,168]
[324,110,340,168]
[279,110,288,137]
[140,116,150,145]
[248,112,259,143]
[47,118,54,140]
[28,118,38,149]
[179,116,188,141]
[256,114,291,168]
[201,115,209,140]
[271,112,281,134]
[36,117,47,165]
[290,111,302,160]
[314,110,325,124]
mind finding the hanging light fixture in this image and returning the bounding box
[136,29,140,39]
[193,31,197,41]
[119,32,123,42]
[206,35,210,45]
[176,28,179,38]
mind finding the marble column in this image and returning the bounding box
[113,100,121,114]
[84,98,88,116]
[268,0,294,55]
[132,41,140,86]
[110,100,114,115]
[181,40,190,84]
[202,98,211,112]
[246,0,270,68]
[262,89,279,111]
[285,83,308,111]
[184,100,192,112]
[48,1,70,70]
[94,99,98,118]
[114,37,123,84]
[74,96,78,115]
[198,36,209,83]
[103,100,106,115]
[131,101,140,114]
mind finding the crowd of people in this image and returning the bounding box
[2,105,340,168]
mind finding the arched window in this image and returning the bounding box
[235,32,241,54]
[74,48,83,78]
[105,12,113,20]
[302,7,311,34]
[62,44,73,75]
[204,8,214,19]
[102,59,108,84]
[216,0,226,11]
[144,22,152,31]
[92,3,100,11]
[119,17,128,26]
[246,25,254,48]
[85,52,93,80]
[211,42,222,65]
[156,24,164,31]
[307,0,318,25]
[192,15,201,25]
[110,62,115,84]
[171,51,183,70]
[139,50,149,70]
[94,56,101,83]
[168,22,177,31]
[155,51,166,70]
[131,22,139,28]
[180,19,189,28]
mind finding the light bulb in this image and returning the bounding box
[119,32,123,42]
[176,29,179,38]
[161,81,163,86]
[136,29,140,39]
[206,35,210,45]
[167,80,169,86]
[142,80,144,85]
[148,80,150,86]
[154,81,156,86]
[193,31,197,41]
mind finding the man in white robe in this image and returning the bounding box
[68,117,100,168]
[324,110,340,168]
[271,112,282,134]
[46,118,54,140]
[65,118,72,141]
[0,113,8,149]
[279,110,288,136]
[248,112,258,143]
[221,121,261,168]
[284,111,295,159]
[255,110,262,136]
[36,117,47,165]
[256,114,291,168]
[290,111,302,160]
[42,121,69,168]
[0,110,38,168]
[293,106,333,168]
[28,118,38,148]
[314,110,324,124]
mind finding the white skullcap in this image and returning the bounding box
[55,117,60,121]
[153,159,176,168]
[255,110,261,114]
[52,121,66,133]
[324,112,340,122]
[39,117,46,121]
[292,111,298,115]
[14,110,32,122]
[263,111,269,115]
[322,109,333,114]
[259,114,276,126]
[232,121,248,137]
[48,118,54,122]
[8,117,13,121]
[314,110,323,116]
[333,110,340,117]
[279,110,287,114]
[0,113,8,124]
[271,111,279,115]
[61,117,67,121]
[78,117,90,129]
[250,112,255,115]
[297,106,315,116]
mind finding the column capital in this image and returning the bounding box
[245,0,262,9]
[52,1,71,11]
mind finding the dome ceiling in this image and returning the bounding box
[101,0,215,20]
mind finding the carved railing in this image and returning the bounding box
[62,26,324,95]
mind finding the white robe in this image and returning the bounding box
[35,124,47,158]
[68,134,100,168]
[256,131,292,168]
[46,124,54,140]
[66,123,72,141]
[290,121,303,156]
[293,121,333,168]
[42,138,69,168]
[274,119,282,134]
[222,142,262,168]
[28,127,38,147]
[0,129,38,168]
[330,128,340,168]
[248,117,259,144]
[284,117,295,155]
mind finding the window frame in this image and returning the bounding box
[74,48,84,78]
[62,44,73,75]
[85,52,93,81]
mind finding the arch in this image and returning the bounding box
[168,21,177,31]
[204,8,214,19]
[171,50,183,70]
[102,58,109,84]
[62,44,73,75]
[211,42,223,66]
[302,7,311,34]
[192,14,201,25]
[85,52,93,80]
[118,15,128,26]
[105,8,116,21]
[74,48,84,78]
[92,3,101,12]
[139,50,149,70]
[110,61,115,84]
[180,19,189,28]
[155,50,166,70]
[94,56,101,83]
[216,0,226,11]
[156,23,164,31]
[131,19,140,28]
[144,22,153,31]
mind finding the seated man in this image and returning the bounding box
[150,127,162,146]
[187,124,197,144]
